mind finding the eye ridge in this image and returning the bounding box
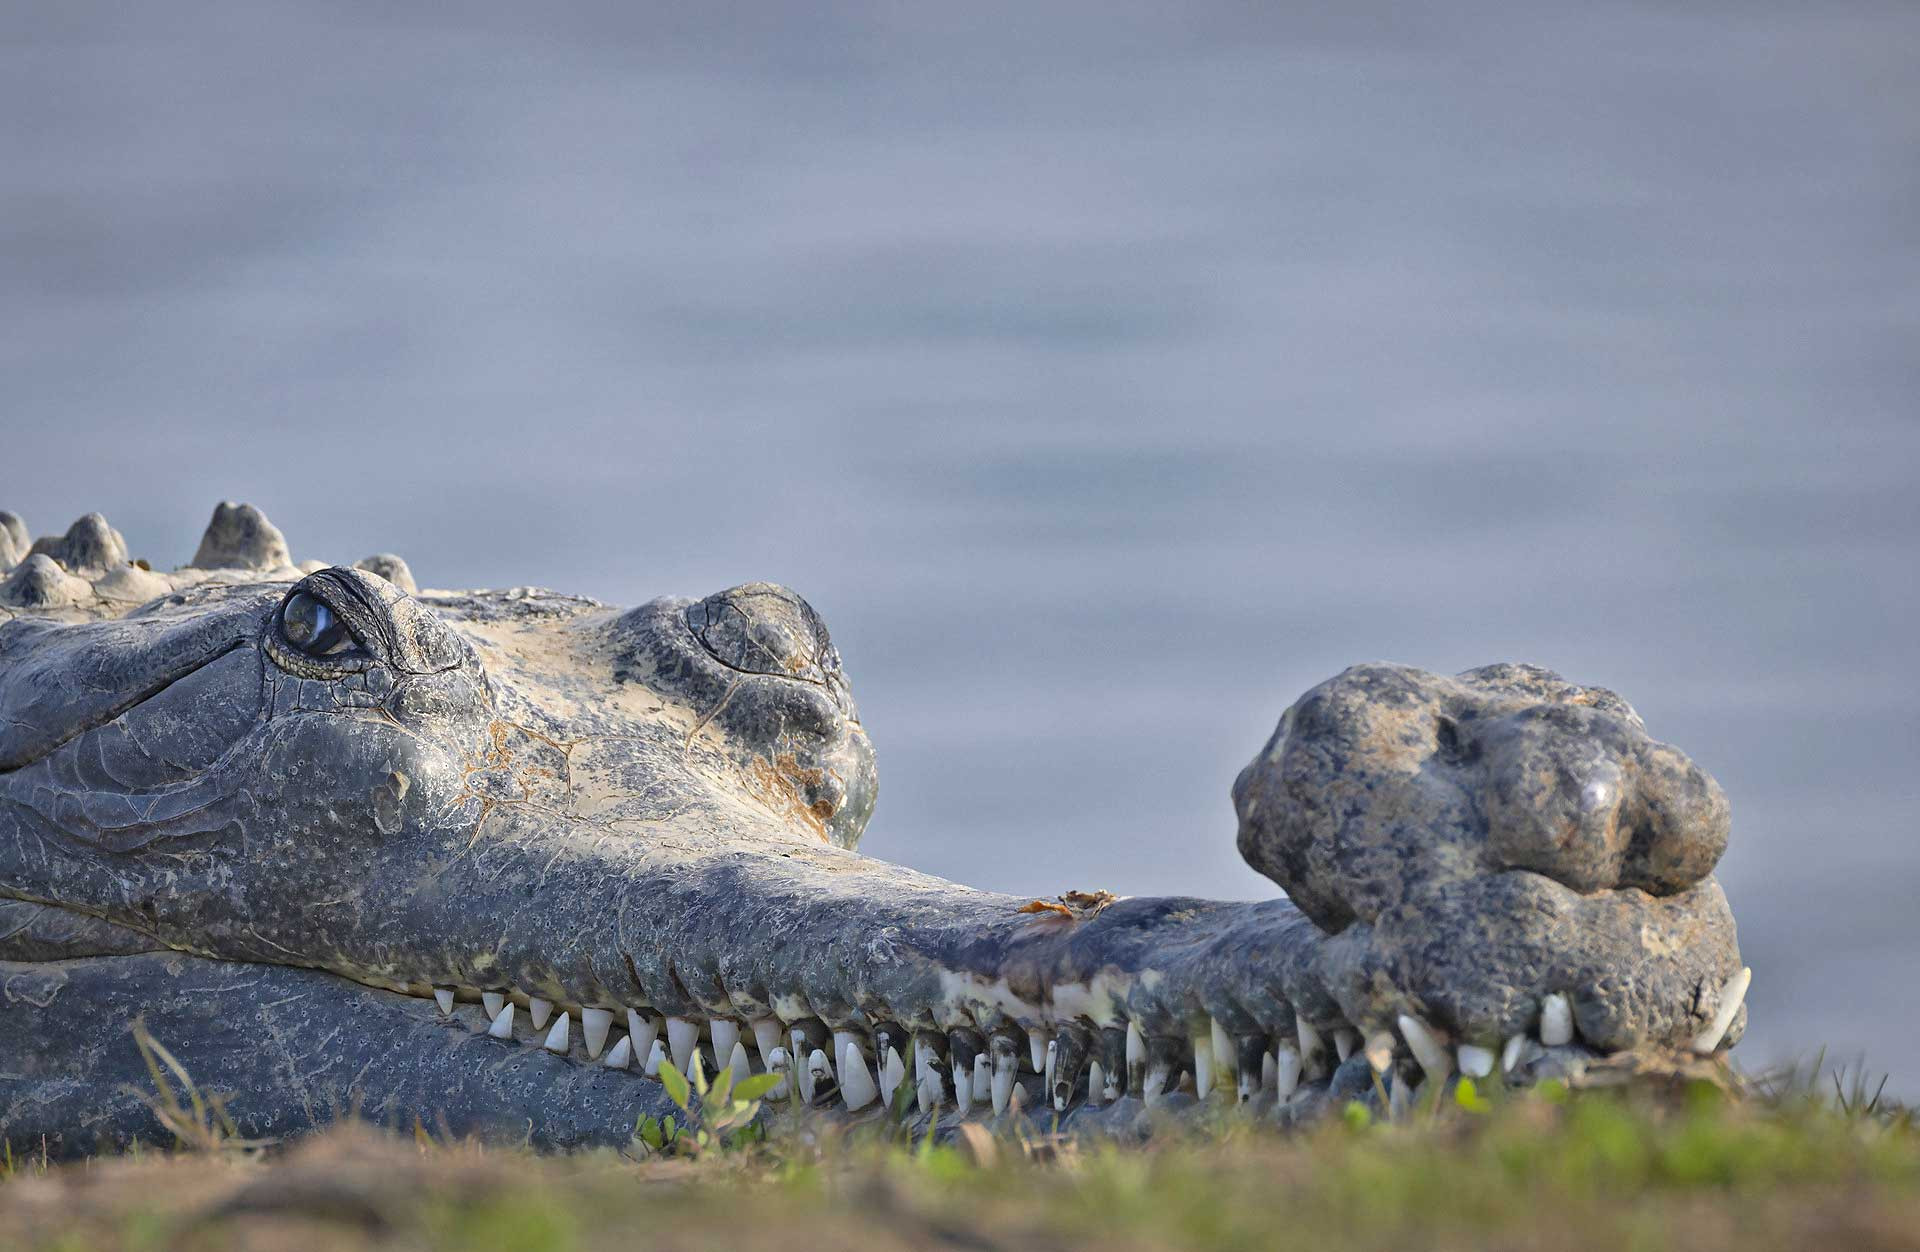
[281,589,360,658]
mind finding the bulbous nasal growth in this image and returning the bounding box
[0,502,1748,1158]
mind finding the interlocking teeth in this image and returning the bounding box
[1539,993,1574,1046]
[751,1018,783,1067]
[727,1041,752,1086]
[487,1003,515,1039]
[1086,1060,1107,1108]
[1028,1027,1051,1074]
[1690,967,1751,1055]
[879,1046,906,1107]
[1125,1021,1148,1093]
[602,1035,634,1070]
[644,1039,667,1078]
[434,987,455,1015]
[990,1037,1018,1115]
[628,1011,660,1064]
[1333,1027,1360,1064]
[543,1012,571,1053]
[482,992,507,1019]
[1211,1019,1236,1078]
[832,1031,859,1083]
[1295,1014,1325,1073]
[581,1008,613,1059]
[840,1047,878,1111]
[529,997,554,1031]
[917,1068,943,1115]
[1274,1042,1302,1098]
[1191,1028,1215,1100]
[1397,1014,1451,1083]
[667,1017,700,1074]
[953,1056,974,1111]
[1260,1049,1278,1093]
[711,1019,741,1065]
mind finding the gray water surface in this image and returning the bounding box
[3,2,1916,1091]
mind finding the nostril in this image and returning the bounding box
[1434,715,1478,765]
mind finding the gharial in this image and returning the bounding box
[0,503,1749,1157]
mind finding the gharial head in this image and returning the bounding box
[0,503,1747,1157]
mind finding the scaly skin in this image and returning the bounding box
[0,503,1746,1156]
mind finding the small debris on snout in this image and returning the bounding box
[1017,890,1118,922]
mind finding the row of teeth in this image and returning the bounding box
[419,967,1750,1118]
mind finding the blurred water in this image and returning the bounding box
[3,2,1917,1090]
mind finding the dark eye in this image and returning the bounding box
[282,590,356,657]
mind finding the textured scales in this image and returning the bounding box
[0,503,1746,1156]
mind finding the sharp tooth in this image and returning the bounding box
[434,987,455,1015]
[603,1035,634,1070]
[1125,1021,1147,1093]
[803,1048,830,1104]
[1211,1019,1236,1077]
[1334,1027,1360,1064]
[1295,1014,1325,1072]
[840,1047,879,1111]
[1044,1038,1058,1090]
[645,1039,667,1077]
[711,1019,741,1064]
[1690,967,1752,1055]
[1387,1071,1413,1120]
[543,1013,571,1053]
[1142,1062,1170,1106]
[628,1011,660,1063]
[972,1055,991,1111]
[1458,1045,1496,1078]
[728,1041,752,1087]
[765,1046,792,1101]
[1028,1027,1050,1073]
[1191,1029,1214,1100]
[581,1008,613,1059]
[878,1046,906,1107]
[1397,1014,1451,1082]
[528,997,554,1031]
[1539,994,1574,1047]
[667,1017,700,1073]
[991,1039,1018,1115]
[1501,1033,1528,1073]
[482,992,506,1019]
[953,1058,974,1112]
[1274,1042,1302,1098]
[487,1003,515,1039]
[918,1069,943,1115]
[832,1031,858,1081]
[1261,1050,1278,1092]
[1086,1060,1106,1107]
[914,1045,931,1086]
[1010,1081,1029,1114]
[1102,1062,1121,1103]
[752,1018,783,1067]
[1364,1029,1396,1073]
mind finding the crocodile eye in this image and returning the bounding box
[281,590,356,657]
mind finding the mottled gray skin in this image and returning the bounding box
[0,504,1744,1157]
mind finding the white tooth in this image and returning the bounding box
[765,1046,792,1101]
[581,1008,613,1060]
[710,1019,740,1066]
[1261,1050,1278,1092]
[434,987,456,1015]
[528,997,553,1031]
[1191,1029,1214,1100]
[840,1047,879,1111]
[1211,1018,1236,1076]
[991,1049,1017,1115]
[1295,1014,1325,1070]
[602,1035,634,1070]
[1125,1021,1147,1091]
[645,1039,667,1077]
[1690,967,1752,1055]
[482,992,506,1019]
[1142,1062,1170,1106]
[487,1003,516,1039]
[1274,1042,1302,1098]
[1539,994,1574,1047]
[752,1018,783,1067]
[1364,1029,1396,1073]
[627,1011,660,1063]
[1501,1033,1528,1073]
[1458,1045,1496,1078]
[881,1046,908,1107]
[914,1046,931,1085]
[972,1055,992,1111]
[832,1030,858,1081]
[728,1041,752,1087]
[803,1048,830,1104]
[667,1017,700,1074]
[543,1013,571,1053]
[1028,1027,1050,1073]
[1397,1014,1451,1082]
[1044,1038,1058,1090]
[1010,1082,1030,1114]
[918,1070,943,1115]
[1086,1060,1106,1107]
[1387,1072,1412,1120]
[953,1059,974,1112]
[1334,1027,1360,1063]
